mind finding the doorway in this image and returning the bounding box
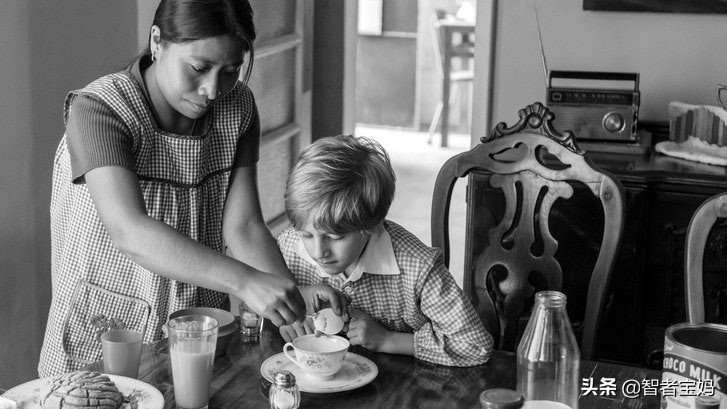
[352,0,478,287]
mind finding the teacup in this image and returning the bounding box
[283,334,349,379]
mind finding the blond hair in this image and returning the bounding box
[285,135,396,233]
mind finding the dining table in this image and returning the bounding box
[84,321,662,409]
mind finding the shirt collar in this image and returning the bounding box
[294,223,401,283]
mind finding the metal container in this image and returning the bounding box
[661,323,727,409]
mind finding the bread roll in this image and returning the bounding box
[41,371,124,409]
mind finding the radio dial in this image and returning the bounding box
[603,112,626,133]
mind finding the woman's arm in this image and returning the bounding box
[85,165,306,326]
[222,165,294,280]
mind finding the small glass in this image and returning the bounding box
[717,83,727,110]
[101,329,143,378]
[238,303,262,338]
[167,315,218,409]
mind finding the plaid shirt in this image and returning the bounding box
[39,57,258,377]
[278,220,493,367]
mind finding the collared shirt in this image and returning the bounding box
[278,220,494,367]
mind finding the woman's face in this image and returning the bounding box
[151,29,244,124]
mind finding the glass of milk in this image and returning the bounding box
[167,315,219,409]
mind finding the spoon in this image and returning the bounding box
[310,308,345,335]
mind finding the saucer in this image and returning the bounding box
[261,352,378,393]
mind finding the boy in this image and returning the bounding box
[277,135,493,367]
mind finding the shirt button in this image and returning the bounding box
[343,285,354,294]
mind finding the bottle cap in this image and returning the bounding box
[272,370,296,387]
[479,388,525,409]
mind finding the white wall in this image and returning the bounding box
[0,0,138,389]
[473,0,727,137]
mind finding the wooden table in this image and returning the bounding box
[436,19,474,148]
[86,323,662,409]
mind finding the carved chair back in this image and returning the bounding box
[684,192,727,323]
[431,103,625,360]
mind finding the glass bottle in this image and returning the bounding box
[269,370,300,409]
[516,291,580,409]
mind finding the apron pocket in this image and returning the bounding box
[62,280,151,365]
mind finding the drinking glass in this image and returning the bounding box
[167,315,218,409]
[101,329,143,378]
[238,303,262,338]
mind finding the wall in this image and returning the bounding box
[313,0,358,138]
[0,0,138,389]
[473,0,727,139]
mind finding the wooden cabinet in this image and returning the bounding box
[588,150,727,367]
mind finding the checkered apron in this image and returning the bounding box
[38,71,256,377]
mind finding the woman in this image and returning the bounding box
[39,0,345,377]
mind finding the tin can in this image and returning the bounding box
[661,323,727,409]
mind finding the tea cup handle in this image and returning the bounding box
[283,342,298,366]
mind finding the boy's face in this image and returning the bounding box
[297,220,371,276]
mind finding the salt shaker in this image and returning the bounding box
[269,370,300,409]
[516,291,580,409]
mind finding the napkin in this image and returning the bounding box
[0,396,17,409]
[655,136,727,166]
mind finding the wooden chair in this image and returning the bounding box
[431,102,624,360]
[427,12,474,145]
[684,192,727,324]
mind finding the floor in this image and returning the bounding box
[354,125,471,287]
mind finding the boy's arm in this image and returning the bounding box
[412,253,494,367]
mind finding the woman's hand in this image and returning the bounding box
[279,317,315,342]
[299,284,350,319]
[238,271,307,327]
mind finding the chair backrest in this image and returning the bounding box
[431,102,625,360]
[430,13,446,80]
[684,192,727,323]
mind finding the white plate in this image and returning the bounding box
[1,374,164,409]
[261,352,378,394]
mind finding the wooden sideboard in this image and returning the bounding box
[586,144,727,368]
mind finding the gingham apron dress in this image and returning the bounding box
[39,71,256,377]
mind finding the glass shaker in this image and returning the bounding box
[269,370,300,409]
[516,291,580,409]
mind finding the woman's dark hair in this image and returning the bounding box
[144,0,256,83]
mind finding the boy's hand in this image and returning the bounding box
[279,317,315,342]
[345,308,388,351]
[299,284,350,320]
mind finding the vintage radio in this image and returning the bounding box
[546,71,640,142]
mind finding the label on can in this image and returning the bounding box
[661,323,727,409]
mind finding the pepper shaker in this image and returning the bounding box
[269,370,300,409]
